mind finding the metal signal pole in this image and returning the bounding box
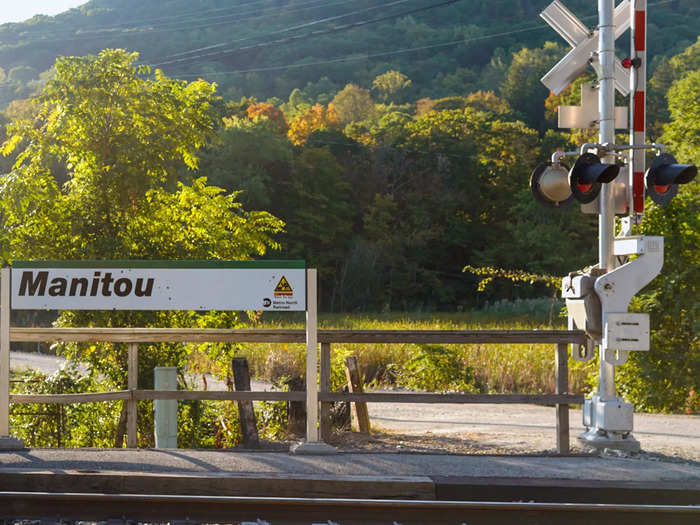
[597,0,617,401]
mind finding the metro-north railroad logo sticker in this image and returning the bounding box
[274,276,293,296]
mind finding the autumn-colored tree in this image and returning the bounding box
[464,90,512,117]
[329,84,375,125]
[246,102,288,133]
[287,103,339,145]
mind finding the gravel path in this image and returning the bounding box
[366,400,700,459]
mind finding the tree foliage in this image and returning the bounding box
[616,61,700,413]
[1,49,284,445]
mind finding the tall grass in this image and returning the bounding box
[232,300,597,395]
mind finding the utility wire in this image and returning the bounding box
[8,0,356,43]
[175,24,546,78]
[151,0,461,67]
[12,0,277,36]
[153,0,422,64]
[171,0,676,78]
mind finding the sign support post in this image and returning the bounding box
[0,265,24,448]
[290,268,336,454]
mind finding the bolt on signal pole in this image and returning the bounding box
[597,0,616,400]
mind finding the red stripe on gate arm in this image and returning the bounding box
[634,171,645,213]
[635,11,646,51]
[633,92,645,132]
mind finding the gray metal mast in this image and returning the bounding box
[597,0,617,401]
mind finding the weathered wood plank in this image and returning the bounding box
[320,330,587,345]
[319,392,585,405]
[10,391,131,404]
[9,328,307,343]
[127,343,138,448]
[133,390,305,402]
[345,356,370,433]
[232,357,260,448]
[9,328,587,345]
[11,391,583,405]
[555,343,570,455]
[10,390,305,404]
[320,342,332,441]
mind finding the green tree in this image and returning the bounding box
[0,49,283,446]
[500,42,563,132]
[659,69,700,162]
[330,84,375,125]
[281,147,355,309]
[616,65,700,413]
[199,117,293,211]
[372,70,412,103]
[647,36,700,139]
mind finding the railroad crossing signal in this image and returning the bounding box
[540,0,630,95]
[644,153,698,206]
[569,153,620,204]
[558,83,627,129]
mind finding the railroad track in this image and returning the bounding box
[1,492,699,525]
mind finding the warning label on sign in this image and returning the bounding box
[274,276,294,297]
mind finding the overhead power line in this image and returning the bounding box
[9,0,355,43]
[175,23,550,78]
[153,0,421,64]
[12,0,277,36]
[151,0,462,67]
[171,0,677,79]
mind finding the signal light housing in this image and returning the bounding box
[569,152,620,204]
[530,161,574,208]
[645,153,698,206]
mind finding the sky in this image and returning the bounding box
[0,1,87,25]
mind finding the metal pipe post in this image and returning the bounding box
[598,0,617,400]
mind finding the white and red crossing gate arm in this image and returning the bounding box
[629,0,646,215]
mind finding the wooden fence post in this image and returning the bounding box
[127,343,138,448]
[555,343,570,455]
[232,357,259,448]
[320,342,331,441]
[345,356,370,434]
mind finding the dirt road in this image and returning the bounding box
[367,399,700,459]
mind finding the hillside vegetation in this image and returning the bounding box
[0,1,697,421]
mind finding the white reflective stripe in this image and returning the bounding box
[540,0,590,46]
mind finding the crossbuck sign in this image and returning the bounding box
[541,0,630,95]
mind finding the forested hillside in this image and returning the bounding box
[0,0,698,107]
[0,1,697,415]
[0,0,697,311]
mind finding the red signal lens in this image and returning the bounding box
[654,185,670,194]
[577,183,593,193]
[621,57,633,68]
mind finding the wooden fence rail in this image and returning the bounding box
[8,328,586,454]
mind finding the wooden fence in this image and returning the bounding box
[8,328,586,454]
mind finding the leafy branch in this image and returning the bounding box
[463,265,561,293]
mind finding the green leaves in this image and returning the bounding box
[0,50,288,446]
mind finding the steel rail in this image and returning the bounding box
[1,492,699,524]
